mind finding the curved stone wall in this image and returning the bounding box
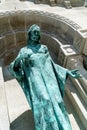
[0,10,82,65]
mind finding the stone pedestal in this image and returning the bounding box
[64,0,72,9]
[50,0,57,6]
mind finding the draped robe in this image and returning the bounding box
[9,44,72,130]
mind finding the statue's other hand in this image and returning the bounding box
[15,52,29,68]
[67,69,82,78]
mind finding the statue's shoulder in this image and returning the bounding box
[41,44,48,50]
[20,46,31,54]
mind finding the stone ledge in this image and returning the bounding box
[0,62,10,130]
[70,78,87,105]
[66,79,87,130]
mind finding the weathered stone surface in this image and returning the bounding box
[66,79,87,130]
[0,17,12,35]
[0,36,6,57]
[5,33,16,50]
[16,31,27,46]
[58,45,78,66]
[77,29,87,56]
[83,55,87,70]
[0,63,10,130]
[66,55,84,69]
[34,0,85,6]
[83,40,87,55]
[10,12,25,31]
[4,49,18,65]
[73,31,85,53]
[64,0,72,9]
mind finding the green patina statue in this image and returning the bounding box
[9,24,81,130]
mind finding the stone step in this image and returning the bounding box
[66,78,87,130]
[70,77,87,105]
[64,95,84,130]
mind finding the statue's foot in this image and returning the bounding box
[64,0,72,9]
[34,0,40,4]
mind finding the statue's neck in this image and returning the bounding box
[27,40,40,47]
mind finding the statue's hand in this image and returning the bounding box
[67,69,82,78]
[15,53,29,68]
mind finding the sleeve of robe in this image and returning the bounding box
[9,49,33,109]
[51,59,68,98]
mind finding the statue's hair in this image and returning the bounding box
[27,24,41,43]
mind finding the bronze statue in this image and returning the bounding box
[9,24,81,130]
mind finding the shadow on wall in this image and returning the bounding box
[10,110,35,130]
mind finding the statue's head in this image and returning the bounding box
[27,24,41,43]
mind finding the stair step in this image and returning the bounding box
[66,78,87,130]
[64,95,84,130]
[70,77,87,105]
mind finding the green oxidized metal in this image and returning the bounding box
[9,24,80,130]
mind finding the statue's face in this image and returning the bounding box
[30,26,40,42]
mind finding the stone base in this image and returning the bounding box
[64,0,72,9]
[34,0,40,4]
[50,0,57,6]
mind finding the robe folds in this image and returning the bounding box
[9,44,72,130]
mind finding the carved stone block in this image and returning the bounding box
[64,0,72,9]
[66,55,83,69]
[58,45,78,66]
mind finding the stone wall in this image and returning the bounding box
[34,0,85,6]
[0,10,86,69]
